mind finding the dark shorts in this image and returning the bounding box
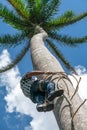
[31,80,45,103]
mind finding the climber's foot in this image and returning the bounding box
[47,90,64,101]
[36,103,54,112]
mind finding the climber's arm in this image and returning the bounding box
[26,71,46,78]
[26,71,58,78]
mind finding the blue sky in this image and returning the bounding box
[0,0,87,130]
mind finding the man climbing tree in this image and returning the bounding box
[0,0,87,129]
[20,71,64,112]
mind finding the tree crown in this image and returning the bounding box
[0,0,87,73]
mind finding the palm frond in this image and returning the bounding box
[0,42,30,73]
[31,0,43,23]
[34,0,42,12]
[42,0,60,20]
[46,39,76,73]
[39,0,50,13]
[28,0,49,12]
[41,0,49,5]
[7,0,30,19]
[0,3,28,30]
[0,32,28,47]
[47,12,87,28]
[27,0,35,8]
[61,11,75,18]
[48,31,87,46]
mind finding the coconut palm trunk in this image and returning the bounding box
[1,1,87,129]
[30,26,87,130]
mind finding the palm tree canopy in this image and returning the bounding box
[0,0,87,73]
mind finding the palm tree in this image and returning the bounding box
[0,0,87,129]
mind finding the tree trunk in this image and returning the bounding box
[30,26,87,130]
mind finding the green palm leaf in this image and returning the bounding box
[47,12,87,29]
[62,11,75,18]
[27,0,35,8]
[34,0,42,12]
[46,39,76,73]
[0,32,28,47]
[7,0,30,19]
[0,3,28,30]
[0,42,30,73]
[41,0,50,7]
[48,31,87,47]
[30,0,43,24]
[42,0,60,20]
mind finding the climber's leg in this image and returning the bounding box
[46,82,64,101]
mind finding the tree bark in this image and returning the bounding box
[30,26,87,130]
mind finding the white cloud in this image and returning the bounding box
[0,50,58,130]
[0,50,87,130]
[75,65,87,75]
[69,65,87,101]
[25,126,32,130]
